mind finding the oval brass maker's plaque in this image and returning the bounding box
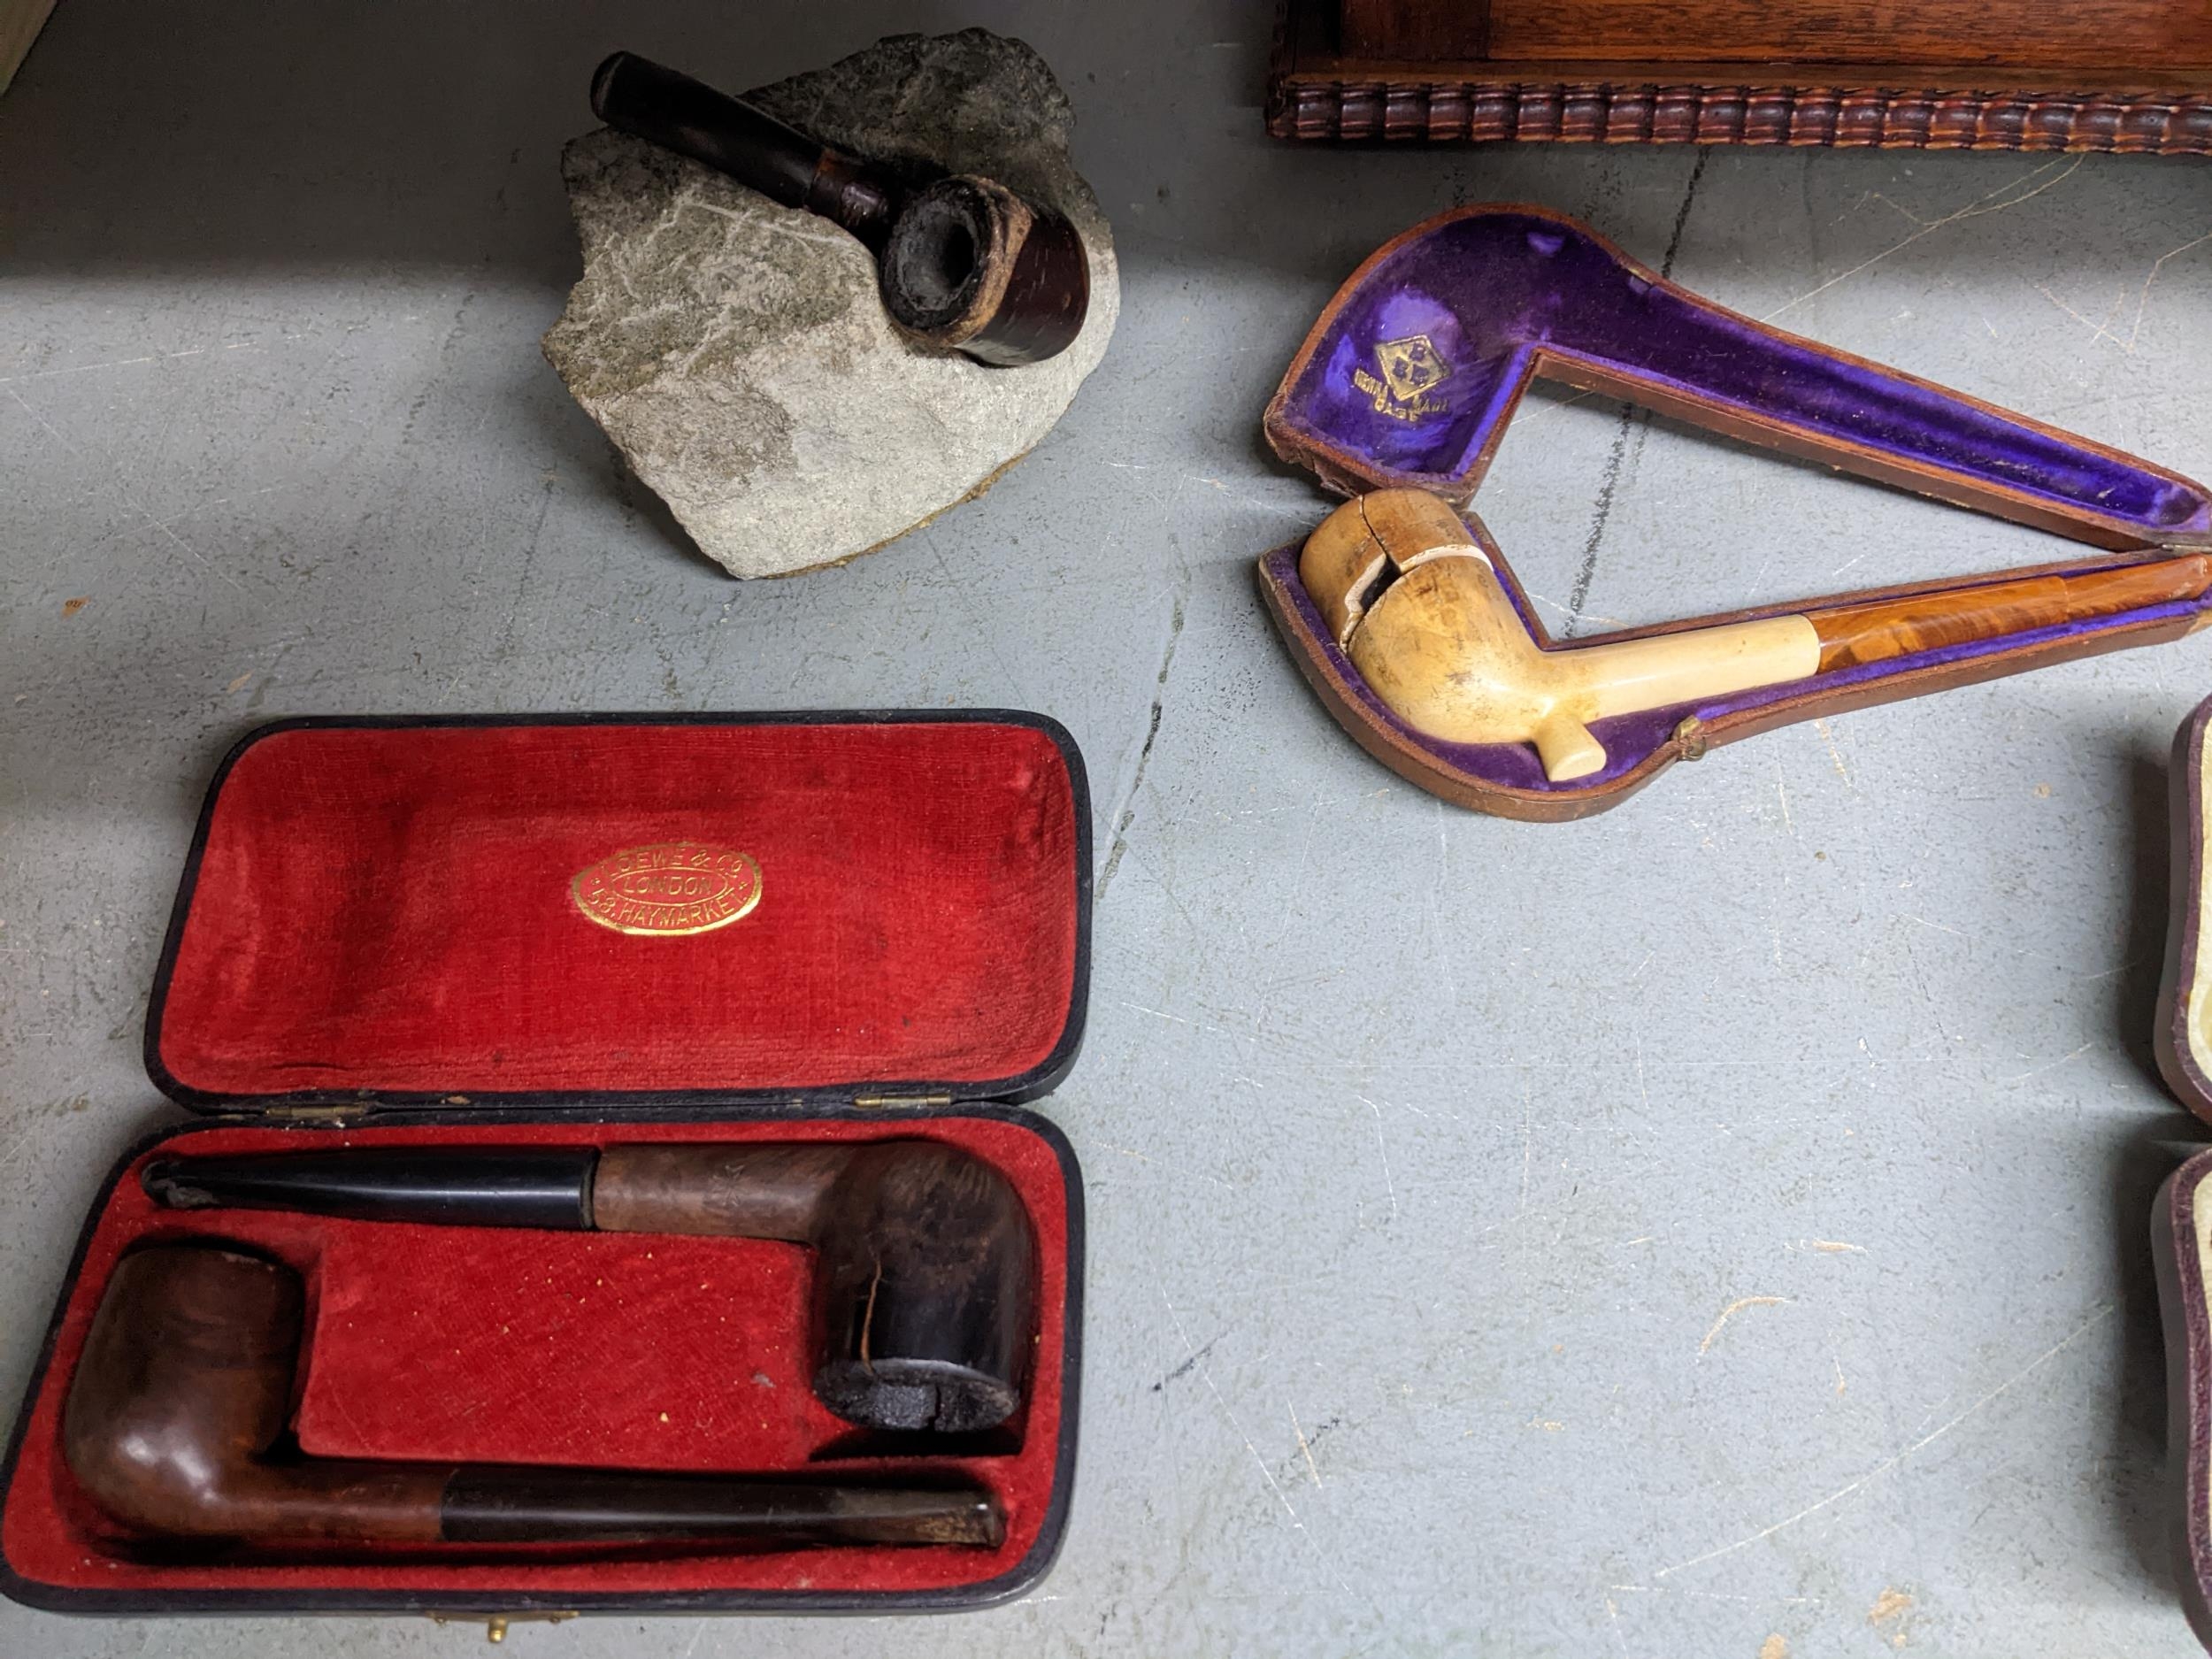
[571,841,763,937]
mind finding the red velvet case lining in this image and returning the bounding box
[153,722,1079,1099]
[2,1116,1068,1597]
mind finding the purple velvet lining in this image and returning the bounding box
[1274,211,2212,541]
[1262,544,2212,794]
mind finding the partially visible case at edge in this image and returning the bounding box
[2151,695,2212,1654]
[2161,695,2212,1125]
[2154,1152,2212,1654]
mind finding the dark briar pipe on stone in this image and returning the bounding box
[63,1245,1003,1550]
[588,50,1089,366]
[142,1138,1036,1435]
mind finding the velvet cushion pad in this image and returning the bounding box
[2,1117,1067,1597]
[154,721,1079,1099]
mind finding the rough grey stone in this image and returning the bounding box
[541,29,1118,579]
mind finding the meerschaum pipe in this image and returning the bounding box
[588,51,1089,365]
[63,1245,1004,1550]
[142,1139,1034,1435]
[1304,489,2212,782]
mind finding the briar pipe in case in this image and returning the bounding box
[143,1138,1036,1435]
[589,51,1089,365]
[64,1244,1002,1553]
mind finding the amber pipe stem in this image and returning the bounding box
[1809,555,2212,672]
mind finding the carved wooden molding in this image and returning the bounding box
[1268,78,2212,154]
[1269,4,2212,154]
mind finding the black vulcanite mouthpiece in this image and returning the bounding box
[587,50,902,250]
[141,1147,599,1231]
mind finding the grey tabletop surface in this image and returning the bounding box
[6,2,2212,1655]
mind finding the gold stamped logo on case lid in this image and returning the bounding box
[1351,333,1452,422]
[571,841,762,937]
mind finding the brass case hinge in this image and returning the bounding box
[852,1091,955,1109]
[427,1610,577,1642]
[257,1102,373,1125]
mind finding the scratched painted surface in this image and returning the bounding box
[4,4,2212,1655]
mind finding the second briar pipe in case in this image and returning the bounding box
[65,1244,1001,1551]
[143,1139,1035,1435]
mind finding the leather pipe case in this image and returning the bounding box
[0,714,1091,1617]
